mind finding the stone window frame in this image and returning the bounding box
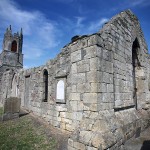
[55,75,67,104]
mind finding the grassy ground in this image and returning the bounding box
[0,115,57,150]
[0,107,3,117]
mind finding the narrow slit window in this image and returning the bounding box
[43,70,48,102]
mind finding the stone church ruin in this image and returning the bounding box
[0,10,150,149]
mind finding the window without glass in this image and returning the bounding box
[11,40,17,52]
[132,38,140,110]
[43,69,48,102]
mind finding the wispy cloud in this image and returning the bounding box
[87,18,108,33]
[59,16,108,36]
[0,0,109,67]
[130,0,150,7]
[0,0,60,61]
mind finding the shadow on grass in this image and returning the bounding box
[141,140,150,150]
[19,110,30,117]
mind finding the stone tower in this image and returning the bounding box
[0,25,23,70]
[0,26,23,93]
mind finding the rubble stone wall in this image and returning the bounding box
[0,10,150,150]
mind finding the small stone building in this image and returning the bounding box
[0,10,150,149]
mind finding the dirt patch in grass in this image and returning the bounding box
[0,113,69,150]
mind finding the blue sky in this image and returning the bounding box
[0,0,150,68]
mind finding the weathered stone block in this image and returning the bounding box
[86,146,98,150]
[102,72,113,83]
[71,63,77,74]
[107,84,114,93]
[74,142,86,150]
[71,50,81,63]
[76,83,91,93]
[97,83,107,92]
[70,93,80,101]
[92,120,109,132]
[91,133,104,148]
[87,71,97,82]
[83,93,97,103]
[77,62,90,73]
[90,57,98,71]
[66,124,75,132]
[79,131,93,144]
[70,101,78,111]
[91,83,98,92]
[71,73,86,84]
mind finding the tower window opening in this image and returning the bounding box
[11,40,17,52]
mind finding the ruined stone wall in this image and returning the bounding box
[0,69,16,104]
[68,10,150,150]
[0,9,150,150]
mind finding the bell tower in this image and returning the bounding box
[0,25,23,70]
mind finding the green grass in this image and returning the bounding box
[0,107,3,117]
[0,116,57,150]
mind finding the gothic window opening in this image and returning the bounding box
[132,38,140,110]
[11,40,17,52]
[43,69,48,102]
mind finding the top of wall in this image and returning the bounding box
[24,9,148,71]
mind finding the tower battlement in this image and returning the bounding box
[0,26,23,70]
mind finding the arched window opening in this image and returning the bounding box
[132,38,140,110]
[11,40,17,52]
[43,69,48,102]
[56,80,65,100]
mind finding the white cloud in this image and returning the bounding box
[63,16,108,35]
[87,18,108,33]
[0,0,60,60]
[0,0,109,67]
[130,0,150,7]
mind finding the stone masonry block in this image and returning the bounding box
[71,73,86,84]
[107,84,114,93]
[77,61,90,73]
[97,83,107,92]
[87,71,97,82]
[90,57,98,71]
[77,83,91,93]
[83,93,97,103]
[71,63,77,74]
[84,45,99,59]
[102,72,113,83]
[71,50,81,63]
[74,142,86,150]
[98,93,114,103]
[70,93,80,101]
[86,146,98,150]
[91,83,98,92]
[70,101,78,111]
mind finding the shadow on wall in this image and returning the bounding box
[141,140,150,150]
